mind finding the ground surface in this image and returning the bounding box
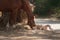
[0,18,60,40]
[35,18,60,30]
[0,30,60,40]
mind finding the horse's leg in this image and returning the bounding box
[9,9,18,30]
[0,10,10,31]
[17,9,23,23]
[3,11,10,31]
[23,1,36,29]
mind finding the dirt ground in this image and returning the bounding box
[0,30,60,40]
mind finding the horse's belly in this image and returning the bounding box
[0,0,21,11]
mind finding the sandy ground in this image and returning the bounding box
[0,30,60,40]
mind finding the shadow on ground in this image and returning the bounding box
[0,30,60,40]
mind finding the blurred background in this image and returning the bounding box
[30,0,60,18]
[30,0,60,30]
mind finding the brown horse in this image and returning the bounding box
[0,0,35,30]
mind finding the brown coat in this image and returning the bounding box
[0,0,35,29]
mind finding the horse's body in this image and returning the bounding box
[0,0,35,29]
[0,0,22,30]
